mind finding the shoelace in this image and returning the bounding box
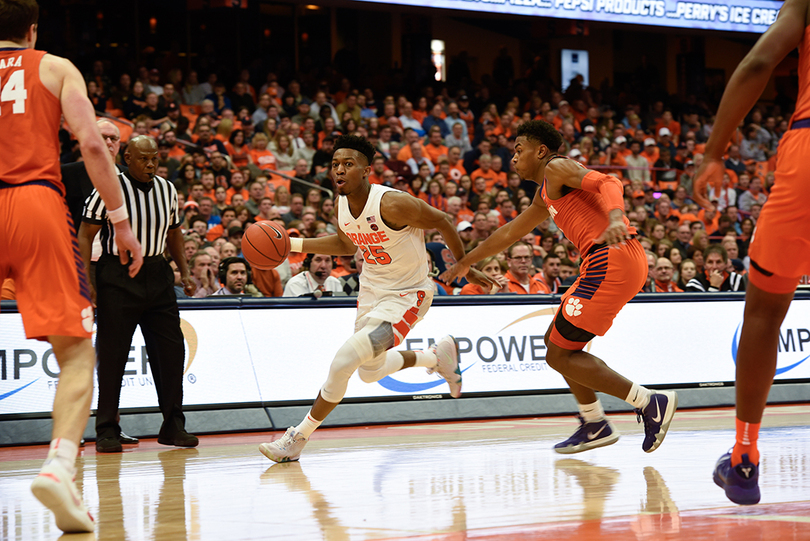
[635,409,651,433]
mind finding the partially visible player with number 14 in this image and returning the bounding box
[258,135,496,463]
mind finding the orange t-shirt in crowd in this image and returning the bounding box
[331,266,353,278]
[249,149,277,170]
[448,162,467,182]
[642,148,660,164]
[456,209,475,225]
[226,187,249,205]
[169,144,187,160]
[504,271,550,294]
[397,144,429,163]
[368,171,385,185]
[225,142,250,169]
[252,268,283,297]
[553,115,581,133]
[654,279,682,292]
[698,209,720,233]
[460,283,492,295]
[656,120,682,139]
[470,168,503,191]
[424,143,448,165]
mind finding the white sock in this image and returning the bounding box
[413,349,437,368]
[578,400,605,423]
[47,438,78,474]
[294,411,322,439]
[626,383,652,409]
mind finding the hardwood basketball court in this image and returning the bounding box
[1,404,808,540]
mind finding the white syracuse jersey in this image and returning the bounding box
[338,184,432,291]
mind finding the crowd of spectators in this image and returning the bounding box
[3,59,801,303]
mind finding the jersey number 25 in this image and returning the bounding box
[360,245,392,265]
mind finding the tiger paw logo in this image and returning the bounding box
[565,298,583,317]
[81,306,94,332]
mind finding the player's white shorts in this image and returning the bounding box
[355,283,434,346]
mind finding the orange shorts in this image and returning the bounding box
[747,129,810,294]
[0,184,93,340]
[550,239,647,350]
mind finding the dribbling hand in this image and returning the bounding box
[112,221,143,277]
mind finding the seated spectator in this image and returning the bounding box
[537,253,562,294]
[558,258,578,287]
[189,250,218,298]
[406,142,435,176]
[248,133,277,172]
[738,177,768,212]
[685,244,745,292]
[460,256,510,295]
[272,133,296,170]
[650,257,682,292]
[504,242,550,294]
[226,130,250,169]
[425,179,447,211]
[424,127,449,165]
[283,254,342,297]
[625,140,651,185]
[213,257,259,296]
[677,259,697,291]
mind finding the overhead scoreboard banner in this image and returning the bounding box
[1,297,809,415]
[352,0,782,33]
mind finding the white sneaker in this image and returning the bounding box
[259,427,308,463]
[30,453,94,533]
[428,335,462,398]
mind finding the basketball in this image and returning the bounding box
[242,222,290,270]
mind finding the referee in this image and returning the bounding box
[79,135,198,453]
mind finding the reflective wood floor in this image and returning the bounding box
[1,405,809,540]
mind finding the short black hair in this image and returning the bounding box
[0,0,38,42]
[334,134,376,166]
[516,120,563,152]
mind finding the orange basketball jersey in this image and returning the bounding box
[0,48,63,194]
[540,161,636,256]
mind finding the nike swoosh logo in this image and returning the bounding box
[399,292,409,297]
[587,425,606,440]
[651,400,662,423]
[343,223,351,226]
[270,226,282,239]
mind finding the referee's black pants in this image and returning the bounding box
[95,254,187,441]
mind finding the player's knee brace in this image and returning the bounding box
[320,320,394,402]
[357,350,402,383]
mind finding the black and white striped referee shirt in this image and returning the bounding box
[83,171,180,257]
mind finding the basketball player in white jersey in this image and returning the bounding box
[259,135,494,462]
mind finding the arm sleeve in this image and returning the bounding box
[580,170,625,212]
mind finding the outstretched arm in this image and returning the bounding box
[694,0,808,207]
[383,192,497,289]
[441,192,550,284]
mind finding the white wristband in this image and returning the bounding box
[290,237,304,253]
[106,205,129,224]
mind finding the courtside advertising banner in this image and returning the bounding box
[354,0,781,33]
[2,298,809,414]
[0,311,261,415]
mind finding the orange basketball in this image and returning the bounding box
[242,222,290,270]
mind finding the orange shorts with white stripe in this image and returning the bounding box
[355,285,434,347]
[0,184,94,340]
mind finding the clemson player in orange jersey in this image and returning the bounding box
[693,0,810,506]
[444,120,678,455]
[0,0,142,532]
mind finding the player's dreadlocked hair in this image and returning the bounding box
[517,120,564,153]
[334,134,376,166]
